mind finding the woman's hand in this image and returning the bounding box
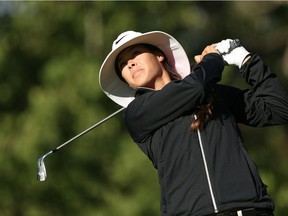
[215,39,250,68]
[194,44,219,64]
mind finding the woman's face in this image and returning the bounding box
[116,44,168,89]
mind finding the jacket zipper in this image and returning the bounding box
[194,115,218,213]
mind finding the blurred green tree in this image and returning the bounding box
[0,1,287,215]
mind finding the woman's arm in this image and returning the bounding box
[125,53,224,143]
[225,54,288,126]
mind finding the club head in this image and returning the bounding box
[37,157,47,181]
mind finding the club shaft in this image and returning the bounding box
[51,107,125,153]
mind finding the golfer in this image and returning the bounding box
[99,31,288,216]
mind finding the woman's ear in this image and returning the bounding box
[157,55,165,62]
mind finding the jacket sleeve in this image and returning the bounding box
[224,54,288,126]
[125,53,224,143]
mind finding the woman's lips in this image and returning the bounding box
[132,68,143,79]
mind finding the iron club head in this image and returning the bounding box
[37,156,47,181]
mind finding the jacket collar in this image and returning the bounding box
[135,87,156,97]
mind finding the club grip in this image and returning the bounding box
[228,39,241,53]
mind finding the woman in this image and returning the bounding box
[99,31,288,216]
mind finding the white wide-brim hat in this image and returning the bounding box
[99,30,191,107]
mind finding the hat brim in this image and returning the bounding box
[99,31,190,107]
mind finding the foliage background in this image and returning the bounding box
[0,1,287,216]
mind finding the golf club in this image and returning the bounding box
[218,39,241,55]
[37,39,241,182]
[37,107,125,182]
[227,39,241,53]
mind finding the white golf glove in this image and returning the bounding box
[216,39,250,68]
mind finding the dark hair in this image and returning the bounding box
[191,95,215,132]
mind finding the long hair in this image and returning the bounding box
[164,55,215,132]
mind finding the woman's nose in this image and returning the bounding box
[128,61,137,70]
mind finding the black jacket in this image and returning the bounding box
[124,53,288,216]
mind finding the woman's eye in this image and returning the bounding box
[119,62,127,70]
[132,50,141,57]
